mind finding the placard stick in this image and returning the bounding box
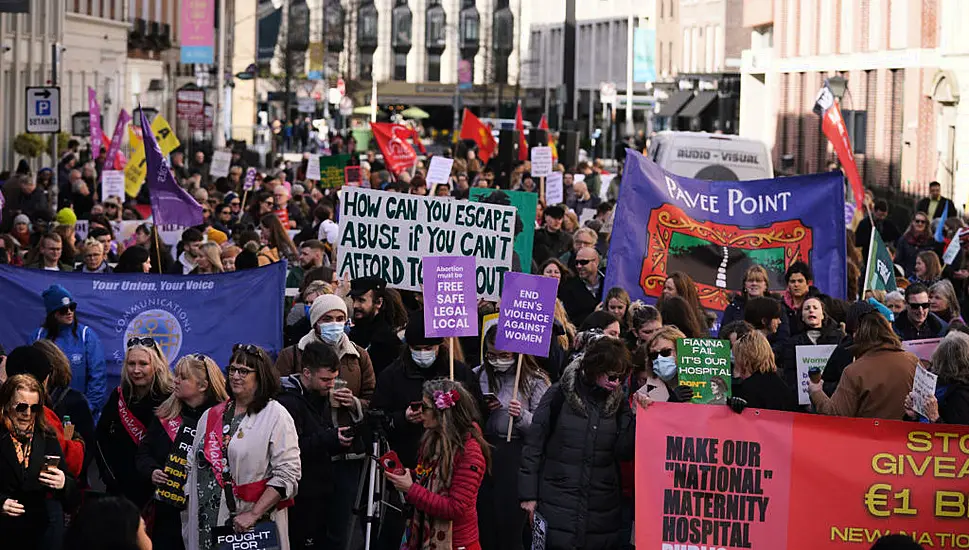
[240,189,250,211]
[540,176,545,203]
[449,337,455,381]
[506,354,524,442]
[152,226,163,275]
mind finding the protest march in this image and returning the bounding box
[2,93,969,550]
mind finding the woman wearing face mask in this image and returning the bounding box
[520,337,635,550]
[640,326,695,403]
[779,297,844,389]
[474,327,550,550]
[96,337,173,509]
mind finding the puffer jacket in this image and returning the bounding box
[35,324,107,417]
[778,319,845,388]
[519,362,635,550]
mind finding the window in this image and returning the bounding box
[358,2,378,49]
[392,1,413,50]
[493,5,514,56]
[325,0,345,52]
[360,52,374,78]
[426,1,446,50]
[394,52,408,81]
[459,3,480,51]
[427,53,442,82]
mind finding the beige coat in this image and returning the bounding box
[811,347,917,419]
[275,332,376,405]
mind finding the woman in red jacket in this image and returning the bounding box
[385,378,491,550]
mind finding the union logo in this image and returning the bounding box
[124,309,183,362]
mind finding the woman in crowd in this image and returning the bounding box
[78,238,111,273]
[284,280,331,347]
[903,332,969,424]
[658,296,705,338]
[779,297,844,387]
[96,337,172,509]
[540,258,572,282]
[136,354,227,550]
[384,378,489,550]
[782,261,819,334]
[242,190,275,228]
[604,287,633,339]
[185,345,300,550]
[809,311,918,419]
[722,265,775,327]
[578,310,623,340]
[553,299,577,352]
[260,213,298,263]
[660,271,711,329]
[637,326,695,403]
[475,328,550,550]
[222,245,242,272]
[885,291,906,317]
[143,224,174,275]
[895,212,941,277]
[193,242,225,274]
[732,331,798,412]
[520,337,635,550]
[35,284,107,416]
[909,250,943,286]
[0,374,75,550]
[114,246,152,274]
[930,279,963,324]
[630,303,662,349]
[65,497,152,550]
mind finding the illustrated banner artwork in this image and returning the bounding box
[636,402,969,549]
[0,264,284,390]
[337,187,516,301]
[605,150,846,322]
[676,338,731,404]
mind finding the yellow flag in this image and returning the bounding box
[124,115,181,197]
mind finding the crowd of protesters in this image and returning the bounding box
[0,131,955,550]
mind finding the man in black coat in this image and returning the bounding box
[893,283,948,341]
[916,181,958,220]
[276,342,353,550]
[532,205,571,267]
[558,247,605,327]
[348,277,403,376]
[855,199,902,258]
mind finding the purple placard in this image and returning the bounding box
[495,272,559,357]
[244,167,257,191]
[422,256,478,338]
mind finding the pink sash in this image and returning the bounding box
[203,401,229,487]
[162,416,182,441]
[117,389,147,444]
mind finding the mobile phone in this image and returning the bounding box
[43,455,60,471]
[379,451,406,475]
[483,392,499,402]
[342,426,356,439]
[808,367,823,384]
[409,401,422,412]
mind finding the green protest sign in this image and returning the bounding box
[319,154,350,188]
[864,228,898,293]
[469,188,537,273]
[676,338,731,404]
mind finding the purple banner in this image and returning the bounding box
[141,108,203,227]
[101,109,131,181]
[495,272,558,357]
[244,167,257,191]
[422,256,478,338]
[88,87,103,153]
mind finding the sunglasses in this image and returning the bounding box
[908,302,931,310]
[56,303,77,314]
[14,402,43,414]
[230,202,241,207]
[420,402,434,412]
[648,348,674,361]
[127,336,158,349]
[605,374,623,382]
[575,259,593,266]
[914,219,927,225]
[263,200,275,207]
[233,343,263,356]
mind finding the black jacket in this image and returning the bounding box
[893,311,948,341]
[532,227,572,267]
[937,382,969,425]
[49,385,96,484]
[370,353,482,469]
[95,388,169,508]
[133,401,211,484]
[732,371,798,412]
[276,375,344,498]
[558,274,605,328]
[855,217,902,257]
[348,316,402,377]
[778,320,845,389]
[722,294,792,344]
[916,196,958,220]
[822,335,854,396]
[894,235,943,279]
[0,425,77,548]
[519,363,635,550]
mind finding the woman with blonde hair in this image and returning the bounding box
[731,331,797,411]
[194,242,224,274]
[78,238,111,273]
[554,298,577,351]
[95,337,173,509]
[137,354,227,550]
[635,325,694,403]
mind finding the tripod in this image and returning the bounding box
[347,415,398,550]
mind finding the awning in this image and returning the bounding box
[656,90,694,117]
[678,91,717,118]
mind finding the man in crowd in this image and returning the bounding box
[560,227,599,272]
[76,239,111,273]
[532,205,571,266]
[170,150,190,181]
[348,277,402,375]
[571,180,601,217]
[277,342,353,550]
[287,239,328,289]
[559,246,603,326]
[26,232,73,271]
[88,227,118,263]
[893,283,948,340]
[169,227,204,274]
[916,181,958,221]
[855,199,902,258]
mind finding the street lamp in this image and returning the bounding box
[826,75,848,101]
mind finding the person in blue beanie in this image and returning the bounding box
[33,284,107,418]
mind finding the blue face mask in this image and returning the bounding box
[653,356,678,381]
[318,322,345,345]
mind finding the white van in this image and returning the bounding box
[647,131,773,180]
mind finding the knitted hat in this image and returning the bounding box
[42,284,75,314]
[845,301,876,334]
[404,309,443,347]
[291,183,305,196]
[5,346,52,384]
[309,294,348,326]
[55,208,77,226]
[206,227,228,245]
[13,214,29,226]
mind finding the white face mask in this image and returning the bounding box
[492,358,515,372]
[411,349,437,368]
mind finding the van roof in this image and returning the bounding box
[653,131,759,143]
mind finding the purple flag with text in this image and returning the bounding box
[140,108,203,227]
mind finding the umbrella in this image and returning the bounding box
[400,106,430,119]
[352,105,385,117]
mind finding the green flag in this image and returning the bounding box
[864,229,897,293]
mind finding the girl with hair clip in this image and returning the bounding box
[95,337,173,509]
[475,327,550,550]
[384,379,491,550]
[136,354,228,550]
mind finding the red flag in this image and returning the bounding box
[459,109,498,163]
[410,127,427,154]
[371,122,418,174]
[538,114,557,161]
[815,84,864,207]
[515,102,528,161]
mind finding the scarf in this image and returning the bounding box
[401,457,453,550]
[117,388,148,444]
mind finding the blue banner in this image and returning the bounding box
[0,263,285,389]
[604,150,846,324]
[633,28,656,83]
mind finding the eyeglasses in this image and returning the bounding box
[56,303,77,315]
[605,374,623,382]
[575,259,593,266]
[648,348,674,361]
[914,219,927,226]
[105,204,119,209]
[227,366,257,377]
[908,302,931,310]
[127,336,156,348]
[485,352,515,362]
[14,402,43,414]
[263,200,275,207]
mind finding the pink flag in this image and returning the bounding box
[101,110,131,181]
[88,88,104,154]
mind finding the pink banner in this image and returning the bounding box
[101,109,131,180]
[88,87,103,153]
[180,0,215,64]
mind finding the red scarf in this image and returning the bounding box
[117,388,147,444]
[162,416,182,441]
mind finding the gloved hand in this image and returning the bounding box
[726,396,748,414]
[673,385,695,403]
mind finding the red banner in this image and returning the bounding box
[815,85,864,207]
[636,402,969,549]
[459,109,497,163]
[371,122,418,174]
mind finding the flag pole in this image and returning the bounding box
[152,225,163,275]
[862,227,876,297]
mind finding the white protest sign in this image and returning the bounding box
[101,171,125,202]
[599,173,616,200]
[426,156,454,185]
[209,150,232,178]
[943,228,968,265]
[337,187,517,301]
[545,172,564,205]
[912,365,939,418]
[579,208,596,227]
[530,146,553,177]
[573,174,585,184]
[795,344,838,406]
[306,155,321,181]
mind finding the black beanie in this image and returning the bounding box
[6,345,53,384]
[404,309,444,347]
